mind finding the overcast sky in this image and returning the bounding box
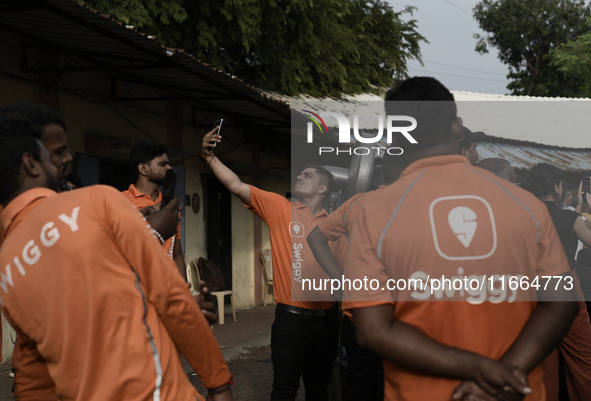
[390,0,511,94]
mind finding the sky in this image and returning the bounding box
[390,0,511,95]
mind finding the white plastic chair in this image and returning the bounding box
[261,249,274,306]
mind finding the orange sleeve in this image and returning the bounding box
[10,328,57,401]
[92,186,231,388]
[245,185,289,225]
[120,190,134,203]
[342,204,395,311]
[329,236,348,270]
[318,199,351,241]
[536,208,572,276]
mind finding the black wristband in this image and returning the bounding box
[207,383,231,395]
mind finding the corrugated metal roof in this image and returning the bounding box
[479,141,591,172]
[456,100,591,148]
[259,88,591,149]
[453,91,591,101]
[0,0,291,135]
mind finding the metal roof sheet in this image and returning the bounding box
[0,0,291,135]
[456,100,591,148]
[479,141,591,172]
[261,89,591,149]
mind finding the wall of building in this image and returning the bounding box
[0,38,292,362]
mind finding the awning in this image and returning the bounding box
[0,0,291,144]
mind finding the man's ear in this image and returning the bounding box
[450,117,463,153]
[318,184,328,195]
[21,152,42,178]
[138,163,149,177]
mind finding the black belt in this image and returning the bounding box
[276,303,336,318]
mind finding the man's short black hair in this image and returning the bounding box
[384,77,456,152]
[129,140,168,183]
[0,103,67,134]
[302,164,333,194]
[477,158,514,181]
[0,116,44,205]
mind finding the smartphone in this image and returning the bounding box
[161,169,177,208]
[213,119,223,136]
[582,177,591,196]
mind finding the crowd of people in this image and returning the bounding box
[0,76,589,401]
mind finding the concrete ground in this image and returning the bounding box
[0,305,302,400]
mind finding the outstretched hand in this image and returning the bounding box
[202,126,221,158]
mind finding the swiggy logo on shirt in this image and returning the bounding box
[429,196,497,261]
[289,222,305,238]
[0,207,80,306]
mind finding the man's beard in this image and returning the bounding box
[44,166,60,193]
[151,176,166,186]
[61,165,69,181]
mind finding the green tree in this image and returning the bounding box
[84,0,426,97]
[85,0,187,27]
[551,17,591,97]
[473,0,590,97]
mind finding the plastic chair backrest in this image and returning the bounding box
[261,249,273,282]
[189,259,201,290]
[197,257,227,292]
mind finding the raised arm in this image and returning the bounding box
[574,215,591,248]
[202,128,251,205]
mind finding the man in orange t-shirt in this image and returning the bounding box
[0,116,233,401]
[122,141,186,281]
[201,131,346,400]
[0,103,73,369]
[307,154,405,401]
[342,77,578,401]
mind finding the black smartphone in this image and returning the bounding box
[161,169,177,208]
[213,119,223,135]
[582,177,591,196]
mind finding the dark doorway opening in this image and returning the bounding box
[205,177,233,291]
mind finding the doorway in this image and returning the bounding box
[205,177,233,290]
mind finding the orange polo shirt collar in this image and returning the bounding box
[293,201,328,219]
[1,188,56,237]
[401,154,470,177]
[127,184,162,203]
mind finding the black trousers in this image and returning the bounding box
[270,305,339,401]
[340,317,384,401]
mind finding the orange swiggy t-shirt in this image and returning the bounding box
[343,155,571,401]
[246,185,346,309]
[318,187,385,320]
[0,186,230,401]
[122,184,181,259]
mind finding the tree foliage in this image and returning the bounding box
[84,0,427,97]
[86,0,187,27]
[551,17,591,97]
[473,0,590,97]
